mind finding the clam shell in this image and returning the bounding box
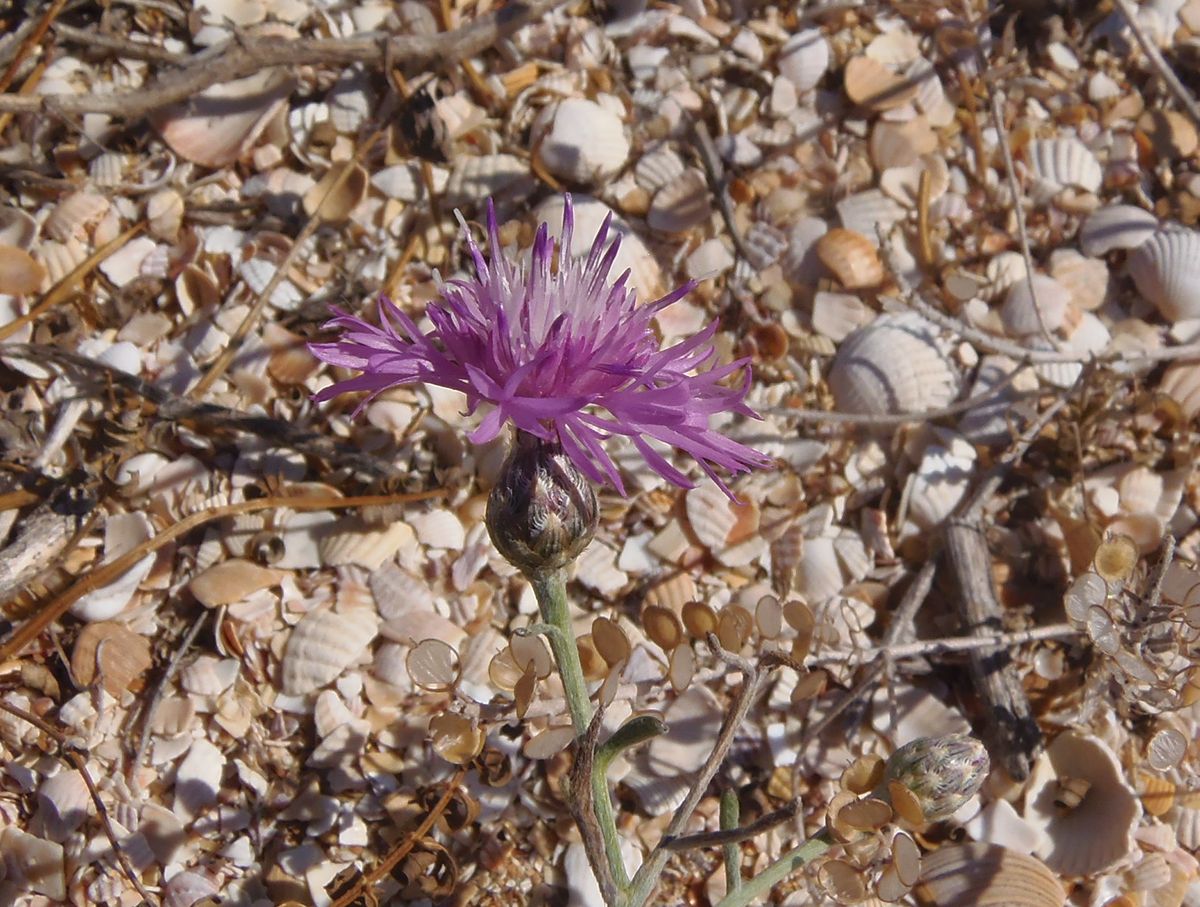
[836,190,906,240]
[537,97,629,185]
[844,55,919,110]
[647,167,712,233]
[34,771,90,841]
[1129,229,1200,321]
[174,737,224,821]
[444,153,534,207]
[44,191,110,242]
[1079,204,1158,256]
[146,189,184,241]
[828,314,960,415]
[1000,274,1073,336]
[870,117,938,171]
[1027,137,1103,194]
[1023,731,1141,876]
[1048,249,1109,311]
[777,28,829,92]
[302,162,368,222]
[0,244,47,295]
[635,144,686,193]
[914,843,1065,907]
[281,607,379,696]
[904,438,976,532]
[189,558,286,608]
[817,228,884,289]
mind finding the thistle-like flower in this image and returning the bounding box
[880,733,990,822]
[309,196,771,497]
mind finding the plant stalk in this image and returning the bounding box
[713,828,834,907]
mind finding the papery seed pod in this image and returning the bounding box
[879,733,989,822]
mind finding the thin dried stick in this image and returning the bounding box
[328,768,468,907]
[0,489,443,661]
[663,802,799,851]
[0,0,568,118]
[131,609,209,776]
[0,700,157,905]
[804,622,1079,667]
[1112,0,1200,129]
[52,23,189,65]
[0,0,66,94]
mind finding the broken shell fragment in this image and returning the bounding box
[816,228,884,289]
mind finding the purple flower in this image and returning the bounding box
[309,195,771,496]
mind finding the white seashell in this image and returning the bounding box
[71,512,156,621]
[1079,204,1158,256]
[958,356,1036,445]
[33,771,90,841]
[1129,229,1200,322]
[836,189,906,240]
[0,826,66,900]
[985,251,1030,301]
[622,755,691,815]
[635,144,686,193]
[686,237,734,279]
[44,191,110,242]
[180,654,240,697]
[1023,731,1141,876]
[537,98,629,185]
[1027,138,1103,194]
[1033,311,1111,388]
[647,167,712,233]
[98,236,158,288]
[0,205,37,248]
[534,194,662,298]
[828,314,960,415]
[915,843,1065,907]
[777,29,829,92]
[812,291,875,342]
[281,607,379,696]
[796,535,847,603]
[1048,249,1109,311]
[648,685,723,775]
[173,737,225,822]
[1160,359,1200,419]
[444,153,534,206]
[162,869,220,907]
[151,70,294,167]
[146,189,184,241]
[1000,274,1073,336]
[409,509,466,551]
[904,438,976,533]
[866,30,921,66]
[963,798,1047,855]
[782,216,829,286]
[573,541,627,595]
[316,518,416,570]
[89,152,133,187]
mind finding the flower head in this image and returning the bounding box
[309,195,770,496]
[879,733,990,822]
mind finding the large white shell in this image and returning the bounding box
[173,737,224,822]
[71,512,156,621]
[1000,274,1073,337]
[914,842,1065,907]
[0,826,65,900]
[1027,137,1103,194]
[648,685,723,776]
[281,608,379,696]
[1023,731,1141,876]
[1079,204,1158,256]
[777,29,829,92]
[1129,229,1200,322]
[537,97,630,185]
[828,314,960,415]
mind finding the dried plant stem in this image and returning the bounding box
[328,768,467,907]
[132,609,210,776]
[713,828,835,907]
[1112,0,1200,130]
[625,639,774,907]
[528,570,629,899]
[0,0,569,117]
[665,801,797,852]
[805,622,1079,667]
[0,0,66,94]
[719,788,742,893]
[0,700,157,905]
[0,489,443,661]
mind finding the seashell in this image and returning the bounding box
[0,826,66,900]
[534,194,662,299]
[536,97,629,185]
[914,842,1065,907]
[447,153,537,207]
[43,191,110,242]
[98,236,157,288]
[281,607,379,696]
[870,117,938,171]
[175,265,220,316]
[1048,249,1109,311]
[1027,138,1103,194]
[903,437,976,533]
[648,684,723,775]
[34,771,90,841]
[844,55,919,111]
[828,313,960,415]
[782,216,829,286]
[963,798,1046,854]
[71,512,156,621]
[71,620,153,697]
[647,167,712,233]
[89,152,134,187]
[1023,731,1141,876]
[1160,359,1200,420]
[777,28,829,92]
[180,654,240,696]
[0,244,47,294]
[174,737,224,821]
[867,30,922,66]
[146,189,184,241]
[1078,204,1158,256]
[835,190,906,241]
[880,154,950,207]
[812,291,874,341]
[1129,229,1200,322]
[984,251,1030,301]
[634,144,686,193]
[871,682,970,745]
[623,755,691,815]
[189,558,285,608]
[1000,274,1073,337]
[162,870,220,907]
[317,518,416,570]
[302,161,368,222]
[817,228,884,289]
[151,70,295,167]
[0,205,37,248]
[1138,109,1199,159]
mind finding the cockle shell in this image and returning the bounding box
[1000,274,1073,337]
[828,314,960,415]
[1027,137,1103,195]
[33,771,90,841]
[914,842,1065,907]
[1023,731,1141,876]
[43,191,110,242]
[536,97,629,185]
[1048,249,1110,311]
[836,190,906,239]
[647,167,712,233]
[777,29,829,91]
[817,228,884,289]
[1129,229,1200,322]
[1079,204,1158,256]
[634,144,686,193]
[281,607,378,696]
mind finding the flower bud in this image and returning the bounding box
[879,733,989,822]
[486,431,598,575]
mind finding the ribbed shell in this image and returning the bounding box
[914,843,1065,907]
[1128,228,1200,321]
[281,608,379,696]
[1027,137,1103,193]
[828,314,960,414]
[1078,204,1157,256]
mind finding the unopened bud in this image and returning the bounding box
[486,431,598,575]
[879,733,989,822]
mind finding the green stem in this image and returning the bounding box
[720,789,741,894]
[713,828,834,907]
[530,569,630,894]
